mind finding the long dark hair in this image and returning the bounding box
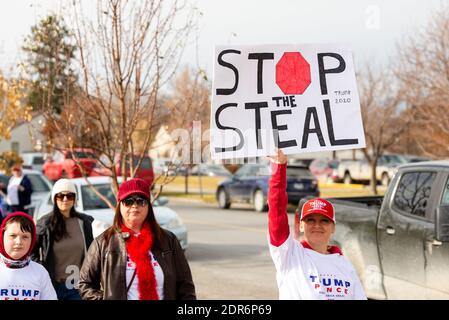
[104,197,163,246]
[50,202,78,242]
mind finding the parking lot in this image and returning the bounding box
[169,197,297,299]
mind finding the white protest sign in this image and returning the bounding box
[210,44,365,160]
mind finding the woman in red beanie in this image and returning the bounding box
[79,178,196,300]
[0,212,57,300]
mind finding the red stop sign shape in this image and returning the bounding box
[276,52,311,95]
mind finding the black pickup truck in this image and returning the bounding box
[295,161,449,299]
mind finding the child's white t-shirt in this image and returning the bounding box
[0,260,57,300]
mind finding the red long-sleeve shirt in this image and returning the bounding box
[268,162,289,247]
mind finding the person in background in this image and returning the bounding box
[0,207,4,231]
[79,178,196,300]
[267,149,366,300]
[0,212,57,300]
[0,182,7,223]
[32,179,94,300]
[5,164,32,215]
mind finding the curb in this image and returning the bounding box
[318,182,365,189]
[166,196,214,205]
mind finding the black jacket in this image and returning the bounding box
[79,228,196,300]
[18,175,32,207]
[31,211,94,282]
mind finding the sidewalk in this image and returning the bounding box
[160,183,216,194]
[158,178,385,198]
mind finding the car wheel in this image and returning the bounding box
[253,189,267,212]
[381,173,390,186]
[217,188,231,209]
[343,172,352,185]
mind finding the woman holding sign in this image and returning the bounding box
[267,149,366,300]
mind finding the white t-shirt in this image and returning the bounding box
[269,235,367,300]
[126,251,164,300]
[6,176,22,206]
[0,260,57,300]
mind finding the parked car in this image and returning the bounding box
[92,153,155,186]
[20,152,45,172]
[34,176,188,250]
[0,169,53,217]
[42,149,97,181]
[216,163,319,212]
[152,157,186,175]
[309,158,340,182]
[190,164,232,177]
[295,160,449,299]
[289,158,314,167]
[337,154,403,186]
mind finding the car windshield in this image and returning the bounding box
[0,174,9,185]
[32,157,45,165]
[81,183,159,210]
[27,174,50,192]
[81,184,117,210]
[208,165,229,174]
[256,166,271,176]
[132,157,152,169]
[67,151,96,159]
[286,167,314,178]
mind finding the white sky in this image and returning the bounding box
[0,0,445,77]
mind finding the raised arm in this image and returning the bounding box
[267,149,289,247]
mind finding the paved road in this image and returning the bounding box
[168,197,297,300]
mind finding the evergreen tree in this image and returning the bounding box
[22,14,77,114]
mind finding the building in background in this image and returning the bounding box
[0,113,45,154]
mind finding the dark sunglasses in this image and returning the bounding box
[122,196,148,207]
[55,192,76,201]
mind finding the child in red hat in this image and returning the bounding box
[0,212,57,300]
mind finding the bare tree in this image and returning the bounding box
[41,0,196,205]
[164,66,210,161]
[358,64,410,194]
[394,5,449,159]
[153,65,210,196]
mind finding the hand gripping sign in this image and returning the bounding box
[210,44,366,160]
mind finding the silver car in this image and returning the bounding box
[34,176,188,250]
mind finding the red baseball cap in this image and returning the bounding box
[300,198,335,223]
[117,178,151,202]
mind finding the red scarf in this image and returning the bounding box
[121,222,159,300]
[300,240,343,255]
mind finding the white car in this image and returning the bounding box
[34,176,188,250]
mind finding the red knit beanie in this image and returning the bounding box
[118,178,151,202]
